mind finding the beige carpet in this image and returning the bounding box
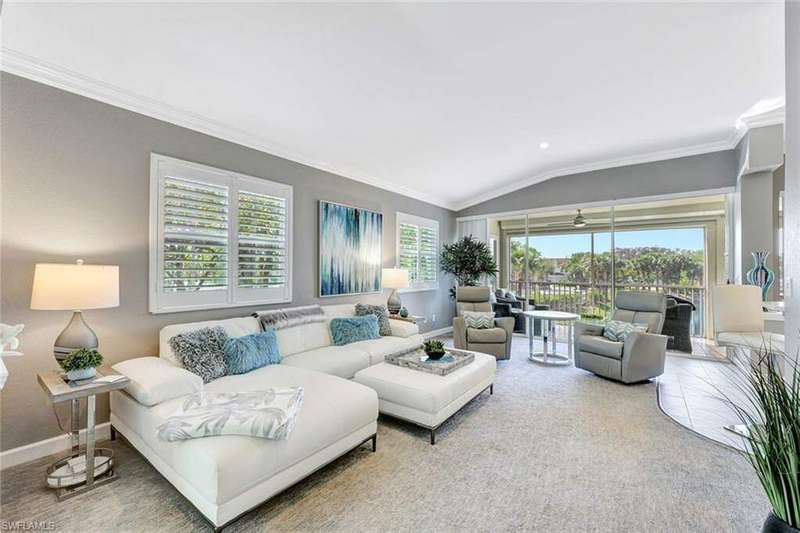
[1,337,768,532]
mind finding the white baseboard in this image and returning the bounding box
[0,422,111,470]
[423,326,453,339]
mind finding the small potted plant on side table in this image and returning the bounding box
[423,340,446,361]
[61,348,103,381]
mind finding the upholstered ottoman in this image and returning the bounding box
[353,352,496,444]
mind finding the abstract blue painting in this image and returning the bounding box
[319,201,383,297]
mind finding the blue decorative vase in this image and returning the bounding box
[745,251,775,301]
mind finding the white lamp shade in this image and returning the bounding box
[31,263,119,310]
[382,268,410,289]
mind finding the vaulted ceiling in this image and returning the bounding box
[1,2,785,210]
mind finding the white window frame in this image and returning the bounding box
[149,154,293,313]
[396,212,439,292]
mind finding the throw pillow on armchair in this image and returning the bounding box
[463,311,495,329]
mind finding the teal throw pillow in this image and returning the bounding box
[330,315,380,346]
[223,330,282,375]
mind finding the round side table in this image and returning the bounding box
[523,310,580,366]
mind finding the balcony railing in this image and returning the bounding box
[509,280,705,337]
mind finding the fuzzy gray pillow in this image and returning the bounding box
[355,303,392,336]
[168,327,228,383]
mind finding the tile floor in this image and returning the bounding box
[657,355,747,451]
[509,326,743,450]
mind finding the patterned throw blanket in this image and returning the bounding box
[157,388,304,442]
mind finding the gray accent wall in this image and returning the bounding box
[739,171,777,298]
[456,150,738,218]
[0,73,456,451]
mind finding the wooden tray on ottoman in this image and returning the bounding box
[385,348,475,376]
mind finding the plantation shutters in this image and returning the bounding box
[396,213,439,290]
[150,154,293,313]
[419,226,438,284]
[399,223,420,283]
[162,176,229,294]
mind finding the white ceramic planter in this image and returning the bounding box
[66,367,96,381]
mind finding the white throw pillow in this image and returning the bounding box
[112,357,203,406]
[463,311,495,329]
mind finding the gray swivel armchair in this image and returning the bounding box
[573,291,668,383]
[453,286,514,360]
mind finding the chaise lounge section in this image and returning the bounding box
[110,304,424,530]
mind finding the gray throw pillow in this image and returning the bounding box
[169,326,228,383]
[355,303,392,336]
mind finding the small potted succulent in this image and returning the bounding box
[61,348,103,381]
[423,339,446,360]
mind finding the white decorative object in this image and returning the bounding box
[0,323,25,390]
[0,323,24,354]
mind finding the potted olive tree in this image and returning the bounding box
[439,235,498,299]
[723,345,800,533]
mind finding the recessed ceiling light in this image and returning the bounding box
[539,141,550,149]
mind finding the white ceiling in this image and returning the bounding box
[1,2,785,210]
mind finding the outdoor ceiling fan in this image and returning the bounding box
[537,209,591,229]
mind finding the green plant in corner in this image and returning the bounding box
[60,348,103,371]
[720,344,800,532]
[440,235,498,298]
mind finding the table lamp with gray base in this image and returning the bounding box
[30,260,119,363]
[382,268,409,315]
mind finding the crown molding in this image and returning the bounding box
[1,47,785,215]
[738,105,786,131]
[0,48,457,210]
[453,106,787,213]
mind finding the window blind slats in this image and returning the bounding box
[397,217,438,287]
[419,226,438,283]
[399,222,420,283]
[162,177,229,293]
[237,191,288,289]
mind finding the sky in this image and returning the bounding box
[514,227,705,258]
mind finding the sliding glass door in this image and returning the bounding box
[613,226,706,335]
[500,198,720,338]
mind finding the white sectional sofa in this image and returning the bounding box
[110,304,423,530]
